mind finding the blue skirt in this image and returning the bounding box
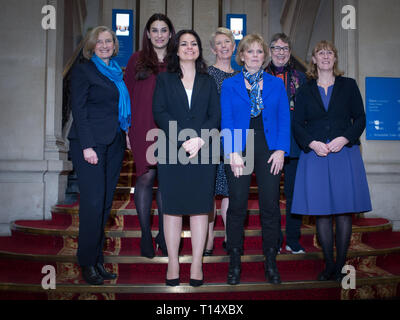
[291,145,372,215]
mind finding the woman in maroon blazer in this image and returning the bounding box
[124,14,175,258]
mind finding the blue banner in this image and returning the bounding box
[366,77,400,140]
[226,14,247,71]
[112,9,134,68]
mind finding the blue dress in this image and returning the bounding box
[291,85,372,215]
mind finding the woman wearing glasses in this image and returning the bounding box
[265,33,306,255]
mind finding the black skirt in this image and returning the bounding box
[158,161,217,215]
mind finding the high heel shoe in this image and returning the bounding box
[155,234,168,256]
[203,248,213,256]
[317,266,336,281]
[189,278,203,287]
[165,278,180,286]
[140,236,155,259]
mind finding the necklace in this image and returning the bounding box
[214,64,234,74]
[317,79,335,87]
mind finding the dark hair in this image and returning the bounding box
[167,29,208,78]
[136,13,175,80]
[269,32,292,50]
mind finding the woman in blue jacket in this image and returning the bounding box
[220,34,290,285]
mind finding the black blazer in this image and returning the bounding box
[152,71,221,160]
[68,60,120,149]
[293,76,366,153]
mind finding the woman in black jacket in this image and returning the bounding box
[68,26,130,285]
[152,30,220,287]
[291,40,372,282]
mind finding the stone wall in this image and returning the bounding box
[0,0,71,235]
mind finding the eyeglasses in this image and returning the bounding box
[271,46,290,53]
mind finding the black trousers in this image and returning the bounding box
[225,118,281,255]
[70,130,126,266]
[282,157,303,245]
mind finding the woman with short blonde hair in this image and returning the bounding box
[209,27,235,50]
[235,34,269,68]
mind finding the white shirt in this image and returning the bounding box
[185,88,193,109]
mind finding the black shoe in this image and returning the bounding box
[265,248,281,284]
[81,266,104,285]
[155,234,168,256]
[95,263,117,280]
[189,278,204,287]
[317,267,335,281]
[166,278,180,286]
[203,248,213,256]
[140,236,155,259]
[227,248,241,285]
[222,241,227,251]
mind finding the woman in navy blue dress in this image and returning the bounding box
[291,40,372,282]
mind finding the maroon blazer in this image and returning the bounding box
[124,51,167,177]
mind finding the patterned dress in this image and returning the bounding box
[208,66,239,196]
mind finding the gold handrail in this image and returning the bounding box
[63,38,86,78]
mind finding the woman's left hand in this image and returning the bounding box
[327,136,349,153]
[182,137,205,159]
[267,150,285,175]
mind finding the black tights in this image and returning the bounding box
[316,214,353,274]
[134,168,164,254]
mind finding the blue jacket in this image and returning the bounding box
[220,71,291,156]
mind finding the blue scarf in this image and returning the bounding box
[243,68,264,117]
[91,54,131,131]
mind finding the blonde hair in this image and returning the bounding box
[83,26,119,60]
[307,40,344,79]
[235,34,269,68]
[209,27,235,49]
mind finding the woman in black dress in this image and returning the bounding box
[204,27,239,255]
[152,30,220,287]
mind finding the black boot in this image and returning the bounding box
[227,248,241,285]
[95,263,117,280]
[81,266,104,285]
[265,248,281,284]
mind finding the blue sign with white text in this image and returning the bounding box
[226,14,247,71]
[366,77,400,140]
[112,9,134,68]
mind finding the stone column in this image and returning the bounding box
[333,0,358,79]
[0,0,71,235]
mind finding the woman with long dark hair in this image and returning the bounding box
[153,30,220,287]
[124,13,175,258]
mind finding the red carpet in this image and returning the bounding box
[0,150,399,300]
